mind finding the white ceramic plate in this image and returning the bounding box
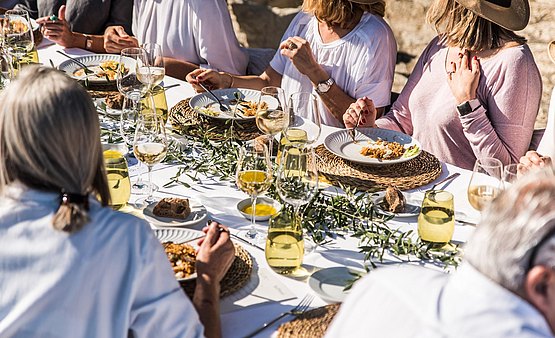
[188,88,260,120]
[143,199,208,228]
[236,196,281,222]
[373,191,422,218]
[154,228,203,281]
[95,97,123,116]
[324,128,421,165]
[58,54,131,83]
[308,267,365,303]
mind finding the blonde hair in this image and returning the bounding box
[426,0,526,51]
[0,66,110,233]
[303,0,385,29]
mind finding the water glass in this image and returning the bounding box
[417,190,455,247]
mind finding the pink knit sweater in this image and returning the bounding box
[376,37,542,170]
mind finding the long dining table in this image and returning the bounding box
[37,41,481,337]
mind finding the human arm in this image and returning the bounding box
[103,25,138,54]
[186,66,282,92]
[164,57,200,81]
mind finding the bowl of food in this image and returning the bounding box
[237,196,281,222]
[163,241,197,281]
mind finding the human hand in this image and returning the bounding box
[518,151,553,177]
[186,69,229,93]
[195,221,235,284]
[343,97,376,128]
[447,50,481,105]
[279,36,320,77]
[37,5,74,47]
[104,26,138,53]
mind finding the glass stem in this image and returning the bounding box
[248,194,258,238]
[133,97,144,186]
[268,136,274,159]
[146,165,153,202]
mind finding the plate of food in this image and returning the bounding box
[189,88,261,120]
[143,197,208,228]
[94,92,125,116]
[308,267,365,303]
[58,54,130,83]
[324,128,421,165]
[155,228,205,282]
[373,186,421,218]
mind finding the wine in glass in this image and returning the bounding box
[271,144,318,273]
[133,108,168,206]
[285,92,321,145]
[255,86,288,157]
[4,10,34,73]
[137,42,165,90]
[236,143,273,241]
[467,157,503,211]
[417,190,455,248]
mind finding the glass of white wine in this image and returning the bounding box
[4,10,34,73]
[133,106,168,206]
[467,157,503,211]
[137,42,165,91]
[417,190,455,248]
[285,92,321,145]
[236,142,273,241]
[255,86,289,158]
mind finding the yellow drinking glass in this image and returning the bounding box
[141,85,168,124]
[266,209,304,274]
[417,190,455,248]
[103,148,131,210]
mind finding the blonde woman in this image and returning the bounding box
[0,67,234,338]
[344,0,541,170]
[187,0,397,127]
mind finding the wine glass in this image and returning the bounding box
[285,92,321,145]
[417,190,455,248]
[137,42,165,91]
[236,142,273,241]
[467,157,503,211]
[503,163,519,187]
[4,10,34,73]
[255,86,289,158]
[276,144,319,248]
[133,106,168,206]
[117,47,148,109]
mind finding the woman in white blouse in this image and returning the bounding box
[186,0,397,127]
[0,67,234,338]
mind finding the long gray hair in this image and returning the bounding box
[464,169,555,296]
[0,66,110,232]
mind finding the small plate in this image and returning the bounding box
[154,228,203,281]
[373,191,421,218]
[308,267,365,303]
[237,196,281,222]
[189,88,260,120]
[324,128,421,165]
[95,97,123,116]
[143,199,208,227]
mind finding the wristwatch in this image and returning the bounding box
[84,35,93,50]
[456,98,481,116]
[315,77,335,94]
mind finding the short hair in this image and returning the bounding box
[464,169,555,296]
[302,0,386,29]
[426,0,526,51]
[0,66,110,233]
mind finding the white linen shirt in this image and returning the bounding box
[537,87,555,157]
[326,263,553,337]
[132,0,249,75]
[0,184,204,338]
[270,11,397,127]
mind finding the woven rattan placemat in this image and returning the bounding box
[277,304,341,338]
[169,99,262,141]
[180,243,253,299]
[315,145,442,191]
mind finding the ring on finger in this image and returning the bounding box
[287,41,298,50]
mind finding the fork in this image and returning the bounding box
[243,294,314,338]
[348,109,363,143]
[193,76,229,112]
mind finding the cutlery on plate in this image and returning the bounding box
[56,50,90,71]
[243,294,314,338]
[193,76,229,112]
[429,172,460,191]
[348,110,363,143]
[162,83,180,91]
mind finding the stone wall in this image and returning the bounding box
[229,0,555,128]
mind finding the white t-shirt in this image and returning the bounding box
[270,11,397,127]
[537,87,555,157]
[326,264,552,337]
[132,0,249,75]
[0,184,204,338]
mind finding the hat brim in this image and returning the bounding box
[348,0,381,4]
[549,41,555,65]
[455,0,530,31]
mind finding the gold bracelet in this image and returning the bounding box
[226,73,234,88]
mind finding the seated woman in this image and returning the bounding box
[186,0,397,128]
[344,0,541,170]
[16,0,135,52]
[0,67,235,338]
[103,0,249,79]
[519,40,555,175]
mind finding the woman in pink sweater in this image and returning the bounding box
[344,0,541,170]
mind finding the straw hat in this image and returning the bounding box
[455,0,530,31]
[348,0,382,4]
[549,40,555,65]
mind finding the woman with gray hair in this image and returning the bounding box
[0,67,234,338]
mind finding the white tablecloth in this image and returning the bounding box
[38,43,479,338]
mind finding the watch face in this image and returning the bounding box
[317,82,330,93]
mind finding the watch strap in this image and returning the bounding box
[456,99,481,116]
[315,77,334,94]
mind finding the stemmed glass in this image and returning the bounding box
[467,157,503,212]
[285,92,321,145]
[236,143,273,241]
[133,107,168,206]
[276,144,319,240]
[255,86,289,158]
[503,163,519,187]
[4,9,34,73]
[137,42,165,90]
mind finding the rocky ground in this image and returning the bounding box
[229,0,555,128]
